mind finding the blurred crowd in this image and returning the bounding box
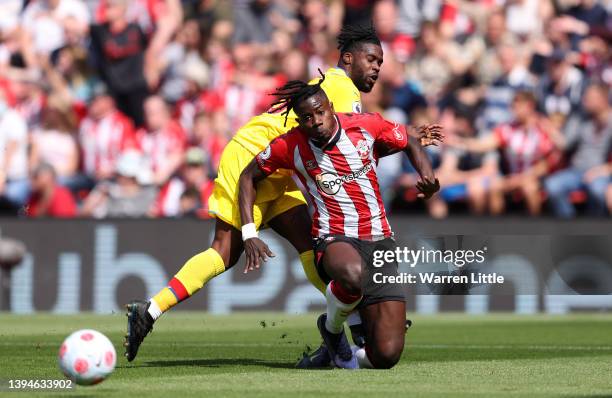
[0,0,610,219]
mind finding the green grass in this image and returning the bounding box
[1,312,612,397]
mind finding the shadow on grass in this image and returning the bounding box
[120,358,308,370]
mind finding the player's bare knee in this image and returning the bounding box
[337,261,363,296]
[371,338,404,369]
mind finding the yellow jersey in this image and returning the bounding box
[230,67,361,156]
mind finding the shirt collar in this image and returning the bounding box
[320,115,341,151]
[327,67,348,77]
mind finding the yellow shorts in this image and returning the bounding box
[208,139,307,230]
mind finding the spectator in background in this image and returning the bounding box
[20,0,91,67]
[448,91,560,216]
[480,43,535,133]
[0,4,21,73]
[232,0,299,59]
[30,95,80,191]
[192,111,227,174]
[8,68,46,131]
[299,0,334,77]
[607,182,612,215]
[379,54,427,123]
[0,90,29,208]
[79,86,138,186]
[281,49,308,82]
[396,0,442,39]
[223,43,279,131]
[159,18,206,103]
[504,0,551,40]
[476,11,517,87]
[138,95,187,186]
[538,49,587,122]
[152,147,214,217]
[372,0,414,63]
[95,0,169,35]
[405,22,452,106]
[45,45,98,109]
[429,104,497,218]
[89,0,151,127]
[232,0,276,45]
[177,186,203,217]
[26,163,77,218]
[544,83,612,218]
[81,150,156,218]
[174,56,221,139]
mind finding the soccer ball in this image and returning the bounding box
[58,329,116,386]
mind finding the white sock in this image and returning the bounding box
[147,298,163,321]
[325,282,361,334]
[347,311,362,327]
[354,347,374,369]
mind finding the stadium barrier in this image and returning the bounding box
[1,218,611,314]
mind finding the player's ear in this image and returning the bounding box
[341,51,353,66]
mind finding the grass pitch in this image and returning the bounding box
[1,312,611,397]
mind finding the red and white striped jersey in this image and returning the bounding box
[256,112,409,240]
[137,120,187,173]
[79,110,138,177]
[493,121,557,174]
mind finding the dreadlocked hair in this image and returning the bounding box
[337,22,380,53]
[269,69,326,127]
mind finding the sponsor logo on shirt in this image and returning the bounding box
[392,123,404,141]
[315,162,373,196]
[352,101,362,113]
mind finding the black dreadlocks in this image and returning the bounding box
[337,22,381,53]
[269,69,326,127]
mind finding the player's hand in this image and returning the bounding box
[243,237,275,273]
[416,177,440,200]
[416,124,444,147]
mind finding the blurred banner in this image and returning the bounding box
[1,219,611,314]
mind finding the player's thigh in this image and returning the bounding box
[321,241,363,292]
[267,204,312,254]
[360,300,406,368]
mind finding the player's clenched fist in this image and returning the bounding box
[243,237,275,273]
[416,177,440,199]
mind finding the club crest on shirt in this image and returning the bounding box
[356,139,370,160]
[305,159,317,170]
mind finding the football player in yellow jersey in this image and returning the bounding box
[124,23,442,362]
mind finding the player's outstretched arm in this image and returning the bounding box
[404,135,440,199]
[377,123,445,159]
[238,159,275,273]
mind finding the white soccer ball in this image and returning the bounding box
[58,329,116,386]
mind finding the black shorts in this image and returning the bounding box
[313,234,406,308]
